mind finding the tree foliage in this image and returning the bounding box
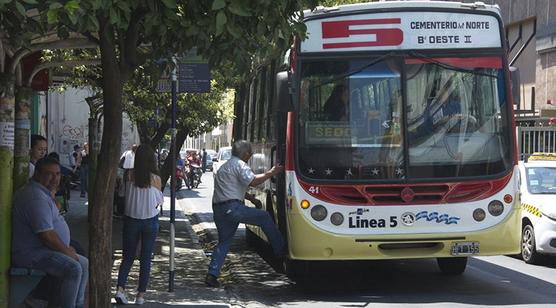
[2,0,324,305]
[123,62,232,145]
[0,0,45,53]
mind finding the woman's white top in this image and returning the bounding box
[125,173,163,219]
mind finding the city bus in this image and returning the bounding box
[234,1,521,278]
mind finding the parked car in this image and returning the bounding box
[213,146,232,175]
[205,149,217,172]
[518,153,556,264]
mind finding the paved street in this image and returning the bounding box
[177,173,556,308]
[62,172,556,307]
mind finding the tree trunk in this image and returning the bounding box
[13,86,32,191]
[149,109,171,148]
[0,74,15,308]
[137,121,152,145]
[88,24,123,307]
[87,116,99,220]
[160,128,187,189]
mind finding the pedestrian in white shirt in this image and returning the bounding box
[117,144,138,212]
[114,144,163,305]
[120,144,138,170]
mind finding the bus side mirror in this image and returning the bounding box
[276,71,293,112]
[510,66,520,106]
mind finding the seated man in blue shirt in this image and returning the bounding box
[12,157,88,308]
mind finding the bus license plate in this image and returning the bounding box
[451,242,479,256]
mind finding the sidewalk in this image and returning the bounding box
[64,188,232,307]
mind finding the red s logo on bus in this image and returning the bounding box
[322,18,403,49]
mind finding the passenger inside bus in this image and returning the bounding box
[323,84,349,121]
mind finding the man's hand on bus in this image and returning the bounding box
[270,164,285,176]
[251,164,285,186]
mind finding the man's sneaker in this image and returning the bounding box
[135,296,145,305]
[114,290,128,304]
[205,274,220,288]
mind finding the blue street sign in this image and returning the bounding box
[178,63,210,93]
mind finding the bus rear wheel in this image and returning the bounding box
[437,257,468,275]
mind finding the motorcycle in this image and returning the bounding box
[188,163,202,189]
[175,163,186,190]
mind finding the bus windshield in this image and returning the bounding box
[297,55,513,181]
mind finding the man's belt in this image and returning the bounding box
[213,199,241,206]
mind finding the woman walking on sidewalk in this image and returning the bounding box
[114,144,163,305]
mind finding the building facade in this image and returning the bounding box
[41,87,139,166]
[462,0,556,118]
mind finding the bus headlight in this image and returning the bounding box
[311,205,327,221]
[473,208,486,222]
[488,200,504,216]
[330,212,344,226]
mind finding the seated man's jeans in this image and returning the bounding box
[32,251,88,308]
[208,200,286,277]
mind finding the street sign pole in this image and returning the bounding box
[169,58,177,292]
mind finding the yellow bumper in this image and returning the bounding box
[287,206,521,260]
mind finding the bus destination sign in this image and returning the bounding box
[302,12,501,52]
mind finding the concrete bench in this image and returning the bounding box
[9,267,46,307]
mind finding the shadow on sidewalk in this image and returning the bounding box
[63,188,232,306]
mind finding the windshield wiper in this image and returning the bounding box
[408,51,498,79]
[310,51,398,91]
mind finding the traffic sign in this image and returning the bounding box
[156,51,211,93]
[178,63,210,93]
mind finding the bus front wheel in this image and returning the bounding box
[283,259,310,283]
[437,257,468,275]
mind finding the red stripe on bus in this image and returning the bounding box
[286,112,295,170]
[322,18,401,38]
[297,171,513,205]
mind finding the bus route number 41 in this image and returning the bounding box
[451,241,480,256]
[308,186,320,194]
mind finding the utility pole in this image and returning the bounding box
[169,58,177,292]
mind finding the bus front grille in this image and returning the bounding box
[365,185,449,204]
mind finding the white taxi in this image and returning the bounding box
[213,146,232,176]
[518,153,556,264]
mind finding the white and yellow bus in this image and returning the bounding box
[234,1,521,278]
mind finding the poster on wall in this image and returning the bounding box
[0,122,15,150]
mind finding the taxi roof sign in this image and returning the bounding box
[528,153,556,161]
